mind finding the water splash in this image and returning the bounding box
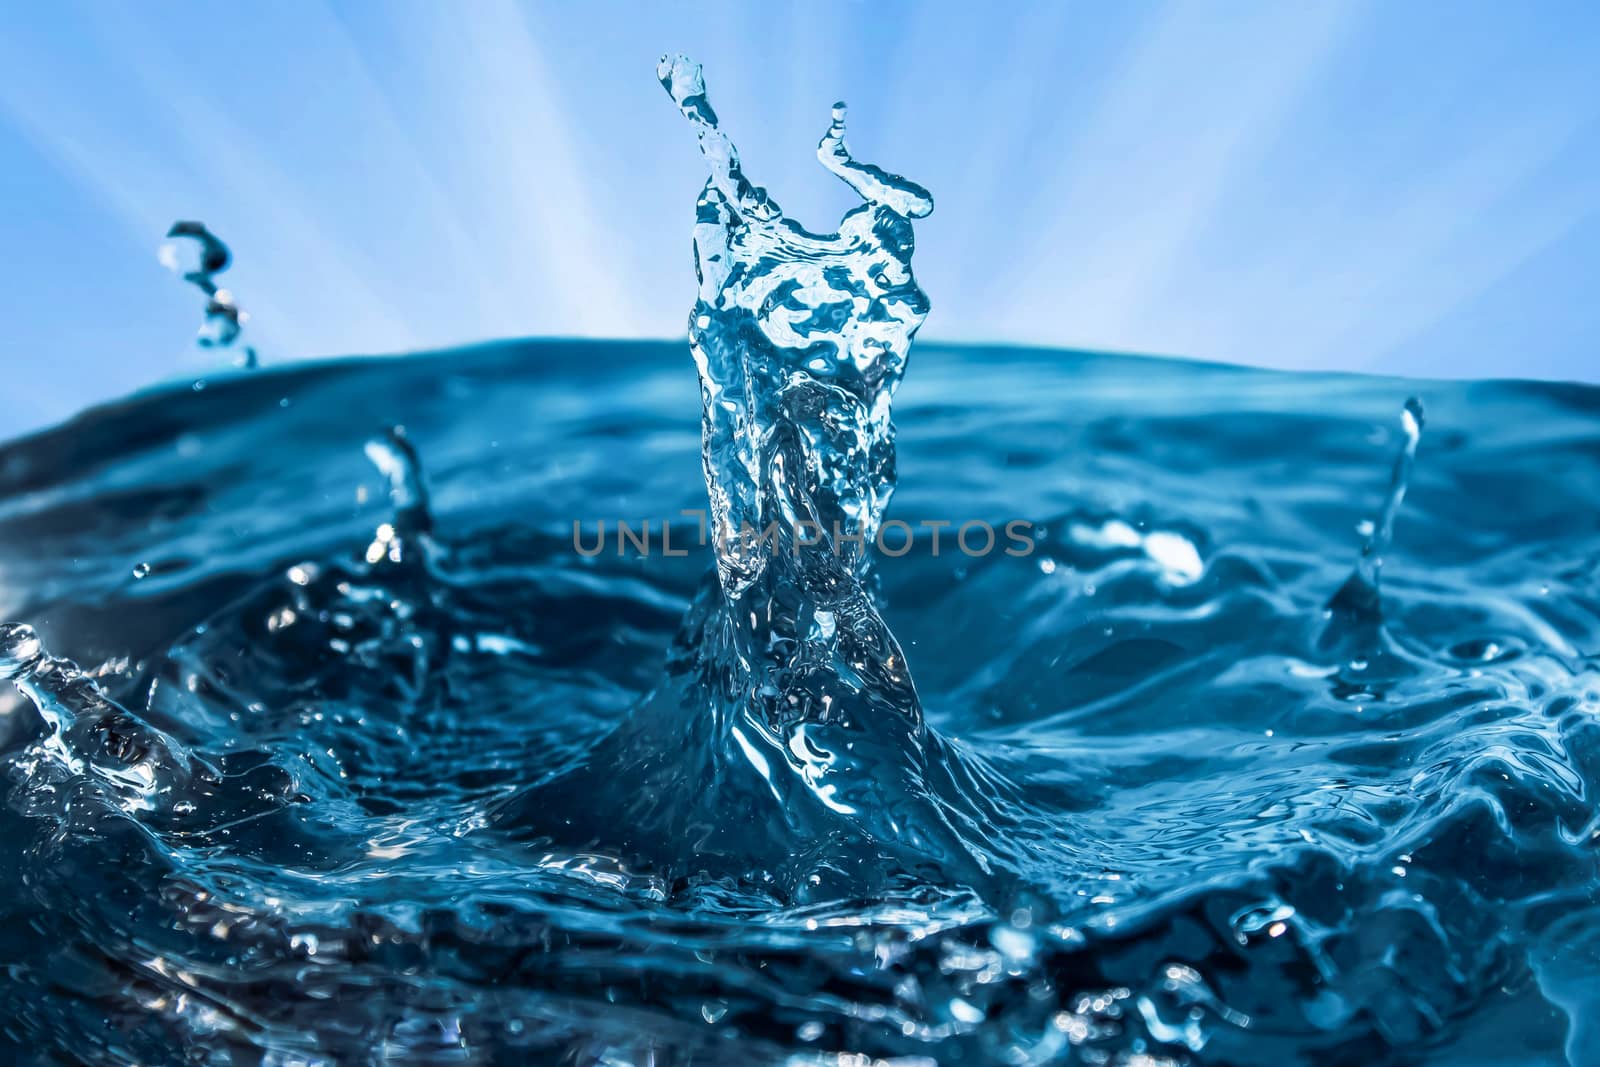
[491,58,1006,896]
[0,54,1595,1067]
[659,52,934,728]
[161,220,258,369]
[0,622,205,814]
[0,422,446,830]
[363,425,437,567]
[659,53,933,590]
[1323,396,1425,642]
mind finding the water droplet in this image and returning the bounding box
[0,623,44,679]
[164,220,258,367]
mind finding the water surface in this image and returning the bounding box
[1,339,1597,1064]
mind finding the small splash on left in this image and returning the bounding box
[156,422,448,722]
[0,619,248,823]
[160,219,259,369]
[0,423,443,825]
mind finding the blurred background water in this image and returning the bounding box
[2,0,1599,434]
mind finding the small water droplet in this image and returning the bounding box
[0,623,44,679]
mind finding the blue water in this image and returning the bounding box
[1,56,1599,1067]
[0,339,1596,1064]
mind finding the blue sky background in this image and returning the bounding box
[1,1,1596,433]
